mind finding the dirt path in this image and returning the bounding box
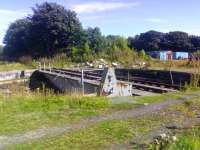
[0,94,199,149]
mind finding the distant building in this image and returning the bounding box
[147,50,189,60]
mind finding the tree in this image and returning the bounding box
[30,2,85,57]
[128,30,164,51]
[138,49,147,60]
[128,30,200,52]
[190,36,200,51]
[163,31,192,51]
[86,27,104,55]
[72,42,91,62]
[114,37,129,50]
[3,18,31,59]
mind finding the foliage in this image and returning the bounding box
[3,2,85,59]
[0,90,110,135]
[0,61,35,71]
[3,1,135,64]
[5,2,200,64]
[102,36,136,65]
[193,50,200,58]
[86,27,105,55]
[138,49,147,60]
[72,42,92,62]
[128,30,200,52]
[30,2,85,57]
[3,18,32,59]
[169,128,200,150]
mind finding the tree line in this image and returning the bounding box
[3,2,133,62]
[3,2,200,63]
[128,30,200,52]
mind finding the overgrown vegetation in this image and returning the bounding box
[0,83,186,135]
[0,61,35,71]
[0,84,199,149]
[128,30,200,52]
[0,89,109,135]
[169,128,200,150]
[7,93,200,150]
[2,2,136,64]
[4,2,200,67]
[7,115,164,150]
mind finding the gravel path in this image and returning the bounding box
[0,94,199,149]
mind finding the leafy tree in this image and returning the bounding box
[138,49,148,60]
[86,27,105,55]
[3,2,86,59]
[114,37,129,50]
[30,2,85,57]
[128,30,200,52]
[3,18,31,59]
[190,36,200,51]
[163,31,192,50]
[128,30,164,51]
[72,42,91,62]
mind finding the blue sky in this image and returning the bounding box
[0,0,200,44]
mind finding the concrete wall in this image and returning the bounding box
[29,71,99,95]
[0,70,34,81]
[44,73,99,94]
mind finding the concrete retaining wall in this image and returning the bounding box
[29,70,99,94]
[0,70,35,81]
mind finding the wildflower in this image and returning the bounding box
[160,133,167,139]
[172,136,177,141]
[154,139,159,145]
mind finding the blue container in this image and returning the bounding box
[159,51,167,60]
[173,52,188,59]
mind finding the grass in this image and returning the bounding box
[110,92,185,110]
[0,83,194,136]
[10,95,200,150]
[0,61,35,71]
[149,96,200,150]
[0,90,110,135]
[1,84,200,149]
[0,54,74,72]
[7,115,164,150]
[169,128,200,150]
[147,59,200,74]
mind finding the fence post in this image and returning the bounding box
[81,69,84,95]
[43,63,46,70]
[38,62,41,70]
[49,63,51,72]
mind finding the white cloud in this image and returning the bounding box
[0,9,30,45]
[71,1,141,14]
[146,18,168,23]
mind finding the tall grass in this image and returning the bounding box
[169,128,200,150]
[0,86,111,134]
